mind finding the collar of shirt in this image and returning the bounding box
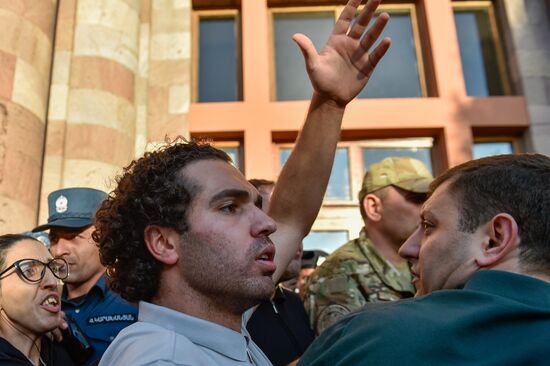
[464,270,550,307]
[62,275,107,304]
[138,301,251,362]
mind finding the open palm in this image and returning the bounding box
[294,0,391,107]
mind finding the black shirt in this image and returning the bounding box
[247,286,315,366]
[0,337,74,366]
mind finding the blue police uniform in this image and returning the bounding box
[32,187,138,365]
[62,275,137,366]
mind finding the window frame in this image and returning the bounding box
[267,3,428,101]
[275,137,434,206]
[303,229,351,254]
[452,1,512,96]
[191,9,243,103]
[472,136,521,158]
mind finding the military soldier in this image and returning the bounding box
[304,157,434,334]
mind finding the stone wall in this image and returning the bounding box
[503,0,550,155]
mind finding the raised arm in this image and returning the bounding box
[269,0,390,282]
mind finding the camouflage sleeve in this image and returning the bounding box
[304,260,369,335]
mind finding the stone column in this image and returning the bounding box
[0,1,58,232]
[40,0,141,223]
[502,0,550,155]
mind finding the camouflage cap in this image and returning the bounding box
[359,157,434,200]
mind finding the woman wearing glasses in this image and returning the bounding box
[0,234,74,365]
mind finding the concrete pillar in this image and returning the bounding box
[40,0,141,222]
[422,0,474,168]
[503,0,550,155]
[0,1,57,232]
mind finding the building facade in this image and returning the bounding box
[0,0,548,253]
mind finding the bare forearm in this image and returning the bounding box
[270,92,344,232]
[269,92,345,281]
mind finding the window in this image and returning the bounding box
[193,11,242,102]
[361,138,434,174]
[272,9,335,101]
[280,147,351,201]
[303,231,349,254]
[190,137,244,172]
[357,5,425,98]
[270,4,426,101]
[453,2,511,96]
[472,140,514,159]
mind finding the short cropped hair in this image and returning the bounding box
[93,139,231,303]
[430,154,550,273]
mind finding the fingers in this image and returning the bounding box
[360,12,389,51]
[365,37,391,72]
[332,0,363,35]
[348,0,381,39]
[293,33,317,68]
[51,328,64,342]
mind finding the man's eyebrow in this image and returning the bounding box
[209,189,250,205]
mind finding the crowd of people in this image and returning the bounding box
[0,0,549,365]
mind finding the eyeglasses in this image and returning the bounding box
[0,258,69,283]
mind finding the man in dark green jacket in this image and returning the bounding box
[300,154,550,366]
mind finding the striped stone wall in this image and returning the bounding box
[0,0,194,230]
[0,1,57,232]
[38,0,192,224]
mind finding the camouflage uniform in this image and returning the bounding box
[304,229,415,335]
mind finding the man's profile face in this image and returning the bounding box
[177,160,278,311]
[376,186,424,245]
[399,181,481,296]
[49,225,104,286]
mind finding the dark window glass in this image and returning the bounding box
[473,141,513,159]
[280,147,351,200]
[454,8,506,96]
[273,12,334,101]
[216,145,243,172]
[198,17,241,102]
[358,12,423,98]
[303,231,349,254]
[362,147,433,173]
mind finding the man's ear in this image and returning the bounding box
[363,194,383,222]
[476,213,519,268]
[143,225,180,265]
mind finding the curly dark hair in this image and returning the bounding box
[93,138,230,303]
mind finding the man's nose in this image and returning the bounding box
[251,208,277,237]
[50,238,70,257]
[399,226,422,261]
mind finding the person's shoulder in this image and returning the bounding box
[99,322,197,366]
[300,297,439,365]
[311,239,367,276]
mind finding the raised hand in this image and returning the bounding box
[293,0,390,107]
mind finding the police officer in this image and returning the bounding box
[304,157,434,334]
[33,187,137,365]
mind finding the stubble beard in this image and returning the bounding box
[179,231,275,314]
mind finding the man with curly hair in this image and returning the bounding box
[96,0,391,365]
